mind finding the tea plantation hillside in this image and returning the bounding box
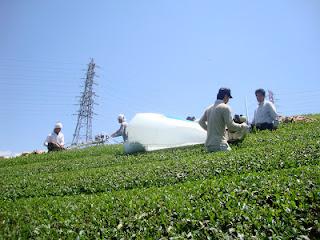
[1,117,320,239]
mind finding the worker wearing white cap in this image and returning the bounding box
[111,114,128,142]
[44,122,65,152]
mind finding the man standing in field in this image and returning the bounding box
[252,88,279,130]
[111,114,128,142]
[44,122,65,152]
[199,88,248,152]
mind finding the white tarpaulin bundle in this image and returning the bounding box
[124,113,206,154]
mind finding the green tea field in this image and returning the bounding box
[0,117,319,239]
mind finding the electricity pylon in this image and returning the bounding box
[72,59,97,145]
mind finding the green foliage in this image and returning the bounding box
[0,117,320,239]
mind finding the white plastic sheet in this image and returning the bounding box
[124,113,206,153]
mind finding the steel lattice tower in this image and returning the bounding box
[72,59,97,145]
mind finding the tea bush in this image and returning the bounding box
[0,117,319,239]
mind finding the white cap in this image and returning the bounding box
[118,114,125,120]
[54,122,63,129]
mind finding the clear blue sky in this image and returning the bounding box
[1,0,320,155]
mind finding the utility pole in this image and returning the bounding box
[72,59,97,145]
[245,96,249,123]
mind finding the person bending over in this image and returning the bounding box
[44,122,65,152]
[199,88,248,152]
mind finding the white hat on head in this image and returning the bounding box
[54,122,63,129]
[118,114,125,120]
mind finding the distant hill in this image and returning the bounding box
[0,115,319,239]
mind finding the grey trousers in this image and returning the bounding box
[207,143,231,152]
[227,127,248,143]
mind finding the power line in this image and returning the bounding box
[0,57,85,65]
[277,89,320,96]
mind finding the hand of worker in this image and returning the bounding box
[240,122,248,127]
[52,142,63,148]
[241,123,250,132]
[58,143,65,149]
[50,142,59,147]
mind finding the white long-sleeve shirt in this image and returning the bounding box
[44,132,65,146]
[252,101,278,125]
[111,122,128,141]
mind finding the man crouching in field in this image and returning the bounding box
[251,88,279,130]
[199,88,248,152]
[44,122,65,152]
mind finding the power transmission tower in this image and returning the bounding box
[72,59,97,145]
[268,89,280,114]
[268,90,275,104]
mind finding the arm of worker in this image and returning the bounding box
[111,125,124,138]
[43,135,50,147]
[198,110,208,131]
[59,135,65,148]
[224,107,247,132]
[267,102,278,121]
[267,102,279,127]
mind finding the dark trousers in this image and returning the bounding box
[48,143,64,152]
[254,122,274,131]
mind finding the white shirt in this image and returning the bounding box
[44,132,65,146]
[112,122,128,141]
[252,101,278,125]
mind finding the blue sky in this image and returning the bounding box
[0,0,319,155]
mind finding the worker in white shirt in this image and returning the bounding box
[252,88,279,130]
[199,88,248,152]
[44,122,65,152]
[111,114,128,142]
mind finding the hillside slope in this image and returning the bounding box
[0,117,319,239]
